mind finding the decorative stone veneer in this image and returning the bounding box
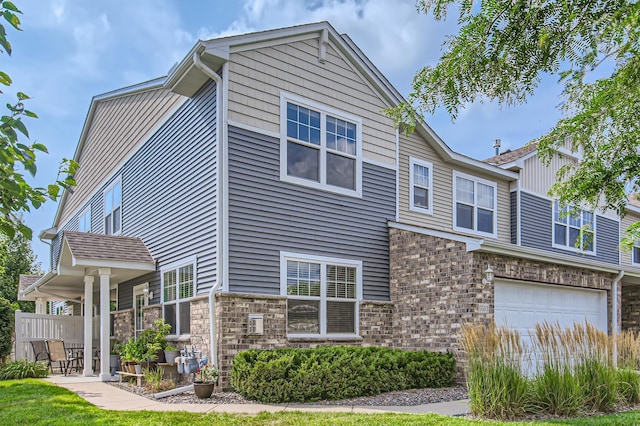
[389,227,619,365]
[143,305,162,329]
[112,309,134,343]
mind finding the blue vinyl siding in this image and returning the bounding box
[510,191,517,244]
[520,191,619,264]
[227,126,396,301]
[53,81,218,310]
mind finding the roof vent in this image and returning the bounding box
[493,139,502,156]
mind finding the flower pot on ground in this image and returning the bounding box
[109,354,120,375]
[193,382,214,399]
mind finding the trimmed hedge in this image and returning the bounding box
[231,346,455,402]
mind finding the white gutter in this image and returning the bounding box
[612,270,624,368]
[193,50,225,369]
[34,287,80,303]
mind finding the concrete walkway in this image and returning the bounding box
[45,375,470,416]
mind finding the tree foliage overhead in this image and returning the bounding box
[0,2,77,240]
[388,0,640,245]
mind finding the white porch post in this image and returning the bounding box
[35,298,45,314]
[98,268,111,381]
[83,275,94,376]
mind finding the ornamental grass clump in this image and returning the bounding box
[462,321,640,420]
[0,360,49,380]
[460,323,530,419]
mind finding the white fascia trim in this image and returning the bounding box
[363,158,396,171]
[626,204,640,215]
[71,257,155,271]
[388,222,483,252]
[227,119,280,140]
[395,128,400,222]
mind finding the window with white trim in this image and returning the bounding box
[104,179,122,235]
[410,157,433,214]
[281,253,361,337]
[553,201,595,252]
[79,206,91,232]
[281,94,362,196]
[162,260,195,336]
[453,172,497,236]
[633,243,640,265]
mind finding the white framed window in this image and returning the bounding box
[280,93,363,197]
[280,252,362,337]
[79,206,91,232]
[553,201,595,253]
[633,243,640,265]
[409,157,433,214]
[161,257,196,336]
[133,283,148,339]
[453,171,497,237]
[104,178,122,235]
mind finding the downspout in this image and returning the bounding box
[612,270,623,368]
[193,51,224,368]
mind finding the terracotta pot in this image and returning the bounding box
[193,382,214,399]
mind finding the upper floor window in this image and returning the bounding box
[104,179,122,235]
[553,201,595,253]
[281,252,361,337]
[633,244,640,265]
[162,258,195,336]
[280,93,362,197]
[78,206,91,232]
[410,157,433,214]
[453,171,497,237]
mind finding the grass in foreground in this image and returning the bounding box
[0,379,639,425]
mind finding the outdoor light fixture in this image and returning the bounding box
[143,285,153,301]
[482,266,494,285]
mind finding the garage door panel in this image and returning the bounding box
[495,280,607,334]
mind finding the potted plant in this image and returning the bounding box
[110,342,122,375]
[139,319,171,364]
[164,345,180,364]
[120,337,145,374]
[193,364,219,399]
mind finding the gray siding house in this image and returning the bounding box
[17,22,640,385]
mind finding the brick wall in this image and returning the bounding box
[622,285,640,331]
[389,227,619,359]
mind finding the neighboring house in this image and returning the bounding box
[16,21,640,384]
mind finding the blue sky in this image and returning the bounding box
[6,0,564,265]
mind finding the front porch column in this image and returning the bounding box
[83,276,94,376]
[98,268,111,381]
[35,298,45,314]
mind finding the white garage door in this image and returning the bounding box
[494,280,608,334]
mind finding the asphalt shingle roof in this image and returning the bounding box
[63,231,155,264]
[483,143,537,166]
[19,274,42,292]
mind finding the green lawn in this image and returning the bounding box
[0,380,639,425]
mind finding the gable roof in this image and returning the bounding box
[62,231,155,264]
[166,21,518,181]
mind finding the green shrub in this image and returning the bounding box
[0,297,14,365]
[575,358,618,412]
[0,360,49,380]
[231,346,455,403]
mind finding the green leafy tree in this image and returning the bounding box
[0,232,40,312]
[0,296,13,364]
[388,0,640,245]
[0,1,78,240]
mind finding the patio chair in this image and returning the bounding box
[46,340,79,375]
[30,340,52,372]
